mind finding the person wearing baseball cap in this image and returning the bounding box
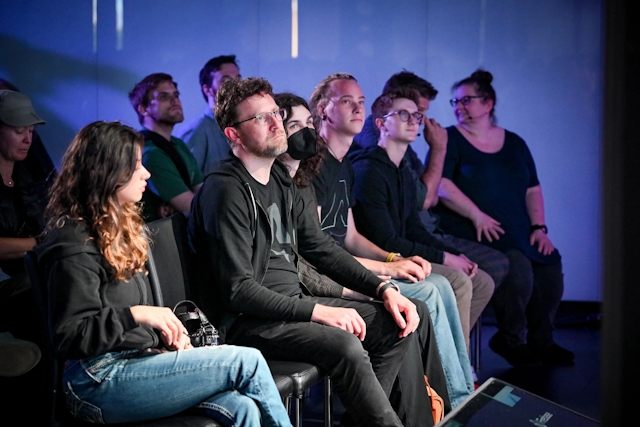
[0,89,46,377]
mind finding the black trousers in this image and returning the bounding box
[389,298,451,427]
[228,296,414,427]
[491,249,564,349]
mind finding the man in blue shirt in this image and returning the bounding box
[176,55,241,175]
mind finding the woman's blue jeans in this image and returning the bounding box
[63,345,292,426]
[393,273,474,408]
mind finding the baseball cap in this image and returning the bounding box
[0,90,46,127]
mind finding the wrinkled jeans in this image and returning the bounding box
[393,274,474,408]
[63,345,292,426]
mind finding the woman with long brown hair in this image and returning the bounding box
[36,121,292,426]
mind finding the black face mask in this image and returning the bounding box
[286,127,317,160]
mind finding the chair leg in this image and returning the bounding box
[474,316,482,371]
[324,377,332,426]
[293,396,301,427]
[284,395,291,413]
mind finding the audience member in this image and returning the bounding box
[434,69,574,367]
[128,73,203,222]
[176,55,241,175]
[188,76,443,426]
[37,120,292,426]
[351,71,509,290]
[350,71,433,208]
[350,87,497,355]
[0,89,45,377]
[274,90,473,410]
[0,79,57,185]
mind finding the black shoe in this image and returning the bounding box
[489,334,542,368]
[533,343,575,366]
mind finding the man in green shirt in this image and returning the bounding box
[129,73,204,222]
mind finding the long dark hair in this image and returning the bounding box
[45,121,148,280]
[274,92,325,188]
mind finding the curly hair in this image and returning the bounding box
[45,121,148,281]
[214,77,274,144]
[452,68,497,124]
[308,73,357,130]
[273,92,325,188]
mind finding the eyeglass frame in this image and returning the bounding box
[382,109,424,123]
[449,95,484,107]
[231,108,288,127]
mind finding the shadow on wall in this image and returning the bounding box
[0,34,139,168]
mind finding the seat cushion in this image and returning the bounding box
[267,360,323,398]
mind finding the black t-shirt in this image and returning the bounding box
[312,147,355,248]
[251,176,301,296]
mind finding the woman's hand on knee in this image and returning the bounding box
[130,305,187,348]
[471,211,504,242]
[529,229,555,255]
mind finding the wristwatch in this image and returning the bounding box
[377,280,400,298]
[530,224,548,234]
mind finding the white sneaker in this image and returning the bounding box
[0,332,42,377]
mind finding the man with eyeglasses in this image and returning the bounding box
[349,88,497,362]
[188,76,445,427]
[351,72,507,293]
[129,73,203,222]
[303,73,482,416]
[176,55,241,175]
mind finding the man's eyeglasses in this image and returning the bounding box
[383,110,424,123]
[449,96,483,107]
[232,108,287,127]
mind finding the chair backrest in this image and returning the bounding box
[145,212,194,309]
[24,250,62,427]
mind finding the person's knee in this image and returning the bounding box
[233,394,261,425]
[339,332,368,362]
[396,280,442,316]
[503,249,535,291]
[442,269,472,300]
[232,346,267,373]
[473,270,495,302]
[493,252,510,286]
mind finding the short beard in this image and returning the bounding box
[245,136,287,159]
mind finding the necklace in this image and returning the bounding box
[327,144,345,162]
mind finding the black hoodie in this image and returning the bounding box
[35,220,158,360]
[188,155,383,339]
[350,145,460,264]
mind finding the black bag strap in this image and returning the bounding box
[140,130,192,188]
[144,230,164,307]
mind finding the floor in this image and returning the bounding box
[298,302,602,426]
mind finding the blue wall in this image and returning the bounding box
[1,0,602,301]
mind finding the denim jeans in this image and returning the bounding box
[393,274,474,408]
[63,346,292,426]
